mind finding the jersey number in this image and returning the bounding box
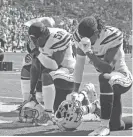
[53,31,65,40]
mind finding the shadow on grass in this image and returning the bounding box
[14,128,93,136]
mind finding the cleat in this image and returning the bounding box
[88,126,110,136]
[93,100,101,118]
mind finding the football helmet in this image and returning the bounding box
[55,100,83,131]
[19,100,46,124]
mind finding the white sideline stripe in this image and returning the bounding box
[0,120,13,123]
[0,96,23,100]
[0,113,132,124]
[0,96,132,110]
[0,72,21,74]
[0,72,98,75]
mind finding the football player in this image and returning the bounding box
[70,15,133,135]
[20,17,56,103]
[20,22,76,125]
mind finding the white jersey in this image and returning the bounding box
[74,26,129,73]
[23,28,75,69]
[61,40,76,69]
[39,27,75,69]
[39,28,71,56]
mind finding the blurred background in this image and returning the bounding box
[0,0,132,56]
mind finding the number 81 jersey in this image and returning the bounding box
[39,28,71,56]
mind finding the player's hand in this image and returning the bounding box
[31,48,40,57]
[79,37,92,53]
[66,92,79,101]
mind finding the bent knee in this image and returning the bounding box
[21,65,31,80]
[41,72,53,86]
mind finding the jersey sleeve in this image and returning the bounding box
[100,27,123,51]
[50,30,71,52]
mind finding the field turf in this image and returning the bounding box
[0,53,132,136]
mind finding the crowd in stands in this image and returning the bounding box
[0,0,132,55]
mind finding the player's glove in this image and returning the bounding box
[66,92,79,101]
[79,37,93,54]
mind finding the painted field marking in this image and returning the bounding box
[0,96,132,110]
[0,96,22,100]
[0,71,98,75]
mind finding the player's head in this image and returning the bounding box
[78,15,105,44]
[28,22,50,48]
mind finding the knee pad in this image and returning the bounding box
[41,72,53,86]
[21,65,31,80]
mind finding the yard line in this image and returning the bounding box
[0,96,22,100]
[0,96,132,110]
[0,72,21,75]
[123,107,133,109]
[0,71,98,75]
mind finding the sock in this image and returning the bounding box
[109,94,125,131]
[100,94,114,119]
[42,84,56,112]
[36,92,43,103]
[99,74,114,120]
[21,79,30,101]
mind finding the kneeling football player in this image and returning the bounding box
[21,22,75,124]
[71,15,133,135]
[20,17,56,103]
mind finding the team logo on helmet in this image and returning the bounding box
[19,101,46,125]
[55,100,83,131]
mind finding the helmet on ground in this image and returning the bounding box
[55,100,83,131]
[19,100,46,124]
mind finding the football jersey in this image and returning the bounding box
[73,26,129,73]
[61,41,76,69]
[39,28,75,69]
[39,28,71,56]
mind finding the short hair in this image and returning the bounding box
[78,14,105,38]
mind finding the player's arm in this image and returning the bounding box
[86,45,120,73]
[31,48,58,70]
[30,57,41,96]
[73,47,86,92]
[37,53,58,70]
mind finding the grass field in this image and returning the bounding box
[0,53,132,136]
